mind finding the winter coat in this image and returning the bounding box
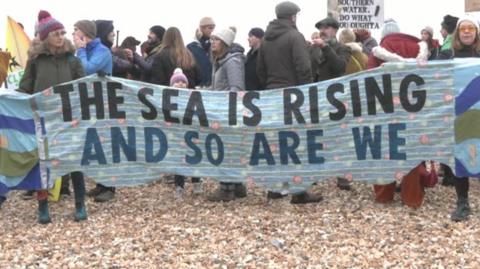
[134,43,162,83]
[245,47,262,90]
[311,39,351,82]
[150,47,201,88]
[440,34,453,51]
[76,37,112,75]
[437,45,480,59]
[344,42,368,75]
[187,37,213,87]
[257,18,312,89]
[19,39,85,94]
[367,33,429,69]
[211,52,245,91]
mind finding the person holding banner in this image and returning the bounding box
[257,2,322,204]
[207,27,247,202]
[18,11,87,224]
[132,25,166,83]
[437,15,480,221]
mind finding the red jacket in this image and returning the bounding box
[367,33,422,69]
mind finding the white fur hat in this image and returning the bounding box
[212,28,235,46]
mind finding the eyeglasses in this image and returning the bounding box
[50,30,66,37]
[459,25,476,33]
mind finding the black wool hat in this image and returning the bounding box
[441,15,459,34]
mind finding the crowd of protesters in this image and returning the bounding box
[0,1,478,224]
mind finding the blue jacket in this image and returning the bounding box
[76,38,113,75]
[187,39,212,87]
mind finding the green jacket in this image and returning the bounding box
[440,35,453,51]
[19,39,85,94]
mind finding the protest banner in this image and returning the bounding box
[1,59,479,194]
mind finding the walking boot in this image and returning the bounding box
[74,201,87,222]
[38,199,51,224]
[451,197,471,222]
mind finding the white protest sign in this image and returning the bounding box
[328,0,384,30]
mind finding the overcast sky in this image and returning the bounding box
[0,0,469,50]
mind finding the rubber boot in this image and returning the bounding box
[451,197,471,222]
[451,177,470,222]
[38,199,51,224]
[72,172,87,221]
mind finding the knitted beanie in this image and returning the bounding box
[37,10,64,41]
[74,20,97,39]
[170,68,189,86]
[212,28,236,46]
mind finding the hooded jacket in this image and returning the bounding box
[257,18,312,89]
[19,38,85,94]
[211,52,245,91]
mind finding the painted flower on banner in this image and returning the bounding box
[393,96,401,106]
[443,116,450,123]
[51,159,60,167]
[344,173,353,181]
[293,176,302,184]
[238,91,245,98]
[356,117,364,123]
[420,134,430,145]
[395,171,405,181]
[341,123,348,129]
[334,155,340,161]
[111,176,117,182]
[71,119,79,127]
[117,118,126,125]
[211,122,220,130]
[443,93,454,103]
[270,144,278,153]
[434,73,441,79]
[240,157,248,165]
[408,114,416,120]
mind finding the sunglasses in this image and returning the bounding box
[459,25,476,33]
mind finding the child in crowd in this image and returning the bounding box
[170,68,203,199]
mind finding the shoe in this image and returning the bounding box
[93,190,115,203]
[336,177,352,191]
[87,186,104,197]
[207,188,235,202]
[175,186,185,200]
[38,199,51,224]
[267,191,287,199]
[234,184,247,198]
[451,198,471,222]
[192,182,204,195]
[74,202,87,221]
[291,192,323,204]
[22,190,35,200]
